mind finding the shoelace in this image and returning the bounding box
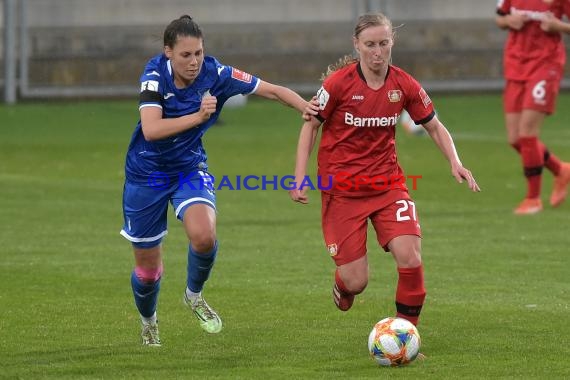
[194,299,216,320]
[143,324,160,342]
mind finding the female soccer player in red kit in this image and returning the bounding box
[496,0,570,215]
[289,12,480,326]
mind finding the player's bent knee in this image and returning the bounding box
[405,255,422,268]
[191,235,217,254]
[344,277,368,295]
[392,247,422,268]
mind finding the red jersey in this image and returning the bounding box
[316,62,435,197]
[497,0,570,80]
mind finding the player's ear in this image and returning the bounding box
[164,46,173,58]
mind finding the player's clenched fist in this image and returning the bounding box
[200,95,217,120]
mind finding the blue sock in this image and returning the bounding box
[187,241,218,293]
[131,271,161,318]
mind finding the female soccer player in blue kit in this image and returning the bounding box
[121,15,316,346]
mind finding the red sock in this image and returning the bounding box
[511,141,560,175]
[518,136,543,199]
[395,265,426,326]
[540,142,562,176]
[511,140,562,176]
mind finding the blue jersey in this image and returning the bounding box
[125,54,260,183]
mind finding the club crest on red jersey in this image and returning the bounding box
[231,68,253,83]
[387,90,402,103]
[327,243,338,257]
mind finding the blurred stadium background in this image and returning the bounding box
[5,0,570,103]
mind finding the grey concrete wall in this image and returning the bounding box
[2,0,557,95]
[6,0,498,27]
[23,19,508,89]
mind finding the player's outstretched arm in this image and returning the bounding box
[140,95,217,141]
[495,13,528,31]
[290,118,322,204]
[254,80,318,118]
[423,116,481,192]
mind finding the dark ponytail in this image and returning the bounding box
[163,15,204,48]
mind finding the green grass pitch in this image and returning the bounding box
[0,94,569,379]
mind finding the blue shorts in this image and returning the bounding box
[120,170,216,248]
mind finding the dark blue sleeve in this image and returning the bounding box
[217,64,260,99]
[139,58,164,108]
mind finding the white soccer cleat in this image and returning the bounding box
[141,321,161,347]
[184,293,223,334]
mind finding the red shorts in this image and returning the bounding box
[504,66,562,114]
[321,189,422,266]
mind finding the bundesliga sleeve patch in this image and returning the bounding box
[141,80,159,93]
[317,86,330,110]
[419,88,432,108]
[231,68,253,83]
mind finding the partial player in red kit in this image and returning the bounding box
[496,0,570,214]
[289,12,480,327]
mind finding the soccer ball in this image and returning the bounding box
[367,317,421,367]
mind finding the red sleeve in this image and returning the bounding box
[497,0,511,15]
[403,75,435,125]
